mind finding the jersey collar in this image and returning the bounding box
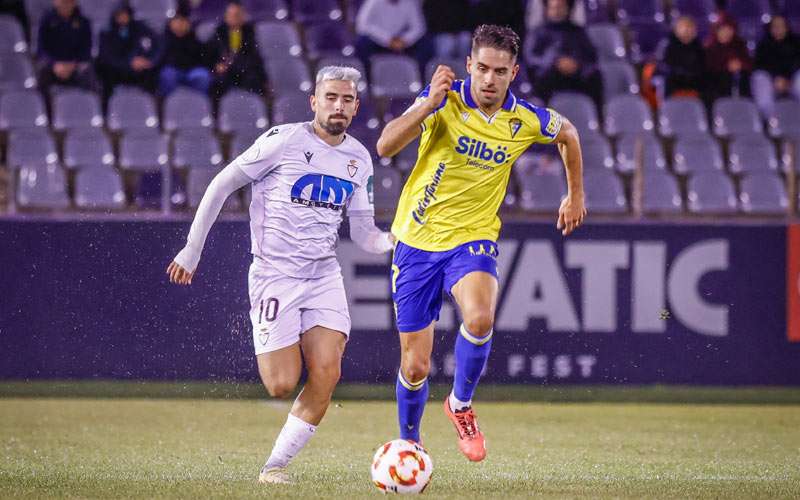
[461,76,517,114]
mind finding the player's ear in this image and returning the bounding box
[309,93,317,113]
[353,96,360,116]
[511,63,519,82]
[466,55,472,76]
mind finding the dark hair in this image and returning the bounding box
[471,24,521,60]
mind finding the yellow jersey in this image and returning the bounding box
[391,77,564,251]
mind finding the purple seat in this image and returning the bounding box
[604,94,653,136]
[642,169,683,214]
[0,89,47,130]
[350,96,380,131]
[0,14,27,53]
[187,168,241,210]
[739,172,788,215]
[687,171,738,214]
[381,97,415,125]
[172,129,223,169]
[119,129,169,172]
[370,54,422,99]
[63,128,115,169]
[728,136,779,175]
[107,86,159,132]
[242,0,290,21]
[583,170,627,213]
[616,0,665,24]
[266,57,313,95]
[628,21,670,62]
[518,169,566,212]
[768,100,800,139]
[291,0,343,24]
[579,131,614,170]
[271,91,314,124]
[600,60,639,100]
[0,52,36,91]
[163,88,214,132]
[7,128,57,169]
[587,24,626,60]
[393,137,419,172]
[17,163,70,209]
[726,0,771,44]
[304,21,355,60]
[659,97,708,138]
[424,58,467,83]
[615,132,667,173]
[549,92,599,133]
[712,97,763,138]
[131,0,175,31]
[373,166,402,216]
[74,166,126,210]
[52,89,104,131]
[673,135,724,175]
[256,21,303,61]
[218,89,269,134]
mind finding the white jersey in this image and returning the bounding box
[231,122,375,279]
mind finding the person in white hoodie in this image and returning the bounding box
[355,0,432,74]
[167,65,394,485]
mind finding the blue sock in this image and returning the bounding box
[453,324,493,403]
[396,370,428,442]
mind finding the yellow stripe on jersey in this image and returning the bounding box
[391,77,563,252]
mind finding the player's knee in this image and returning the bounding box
[264,379,296,399]
[463,309,494,338]
[401,358,430,383]
[308,359,341,387]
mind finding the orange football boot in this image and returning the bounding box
[443,397,486,462]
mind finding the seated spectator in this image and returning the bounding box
[525,0,602,106]
[423,0,471,60]
[527,0,585,29]
[751,15,800,117]
[355,0,432,74]
[159,6,210,96]
[207,1,265,98]
[36,0,96,92]
[655,16,706,98]
[705,15,752,101]
[97,1,162,100]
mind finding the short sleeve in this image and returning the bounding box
[405,85,446,132]
[347,156,375,215]
[231,126,290,180]
[534,107,564,143]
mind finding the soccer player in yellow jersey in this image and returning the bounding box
[376,24,587,462]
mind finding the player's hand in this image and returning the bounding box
[556,195,587,236]
[425,65,455,112]
[166,260,193,285]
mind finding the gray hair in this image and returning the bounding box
[315,65,362,89]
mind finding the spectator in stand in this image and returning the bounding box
[751,15,800,117]
[525,0,601,106]
[158,6,211,96]
[423,0,471,60]
[705,14,752,101]
[527,0,585,29]
[97,0,162,100]
[207,1,265,98]
[36,0,96,92]
[355,0,432,74]
[655,16,706,98]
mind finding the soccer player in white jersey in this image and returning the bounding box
[166,66,394,485]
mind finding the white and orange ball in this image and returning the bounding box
[371,439,433,494]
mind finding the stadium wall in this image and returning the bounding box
[1,220,799,385]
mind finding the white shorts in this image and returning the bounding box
[248,262,351,355]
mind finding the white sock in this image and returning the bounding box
[449,391,471,412]
[264,413,316,469]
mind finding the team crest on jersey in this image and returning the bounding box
[347,159,358,177]
[509,118,522,138]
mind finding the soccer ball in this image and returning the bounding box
[371,439,433,494]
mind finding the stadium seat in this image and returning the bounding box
[768,100,800,139]
[292,0,343,24]
[424,58,467,83]
[725,0,771,44]
[381,97,415,125]
[782,137,799,173]
[348,122,387,166]
[728,136,779,175]
[119,129,169,172]
[510,63,534,97]
[642,169,683,214]
[579,131,614,170]
[587,24,626,60]
[687,171,738,214]
[0,15,27,53]
[672,135,724,175]
[24,0,51,44]
[350,96,380,131]
[16,163,70,209]
[0,52,36,91]
[195,21,216,43]
[604,95,653,136]
[7,128,58,169]
[107,86,159,132]
[242,0,290,21]
[615,132,667,173]
[316,56,368,92]
[370,54,422,99]
[130,0,176,31]
[518,170,566,212]
[52,89,104,131]
[549,92,599,134]
[583,170,627,213]
[256,21,303,61]
[186,168,241,210]
[266,56,313,95]
[230,130,263,161]
[0,89,47,130]
[372,166,402,216]
[599,60,639,100]
[712,97,763,138]
[171,129,223,169]
[628,22,669,62]
[218,90,269,134]
[739,172,788,215]
[163,88,213,132]
[658,97,709,138]
[616,0,665,24]
[271,92,314,124]
[63,128,115,169]
[74,166,126,210]
[304,21,355,60]
[393,137,419,172]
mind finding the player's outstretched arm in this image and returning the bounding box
[553,118,587,236]
[166,163,251,285]
[376,65,455,157]
[348,212,395,253]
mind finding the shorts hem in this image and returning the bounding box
[253,335,300,356]
[396,317,436,333]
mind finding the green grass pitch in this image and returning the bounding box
[1,385,799,499]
